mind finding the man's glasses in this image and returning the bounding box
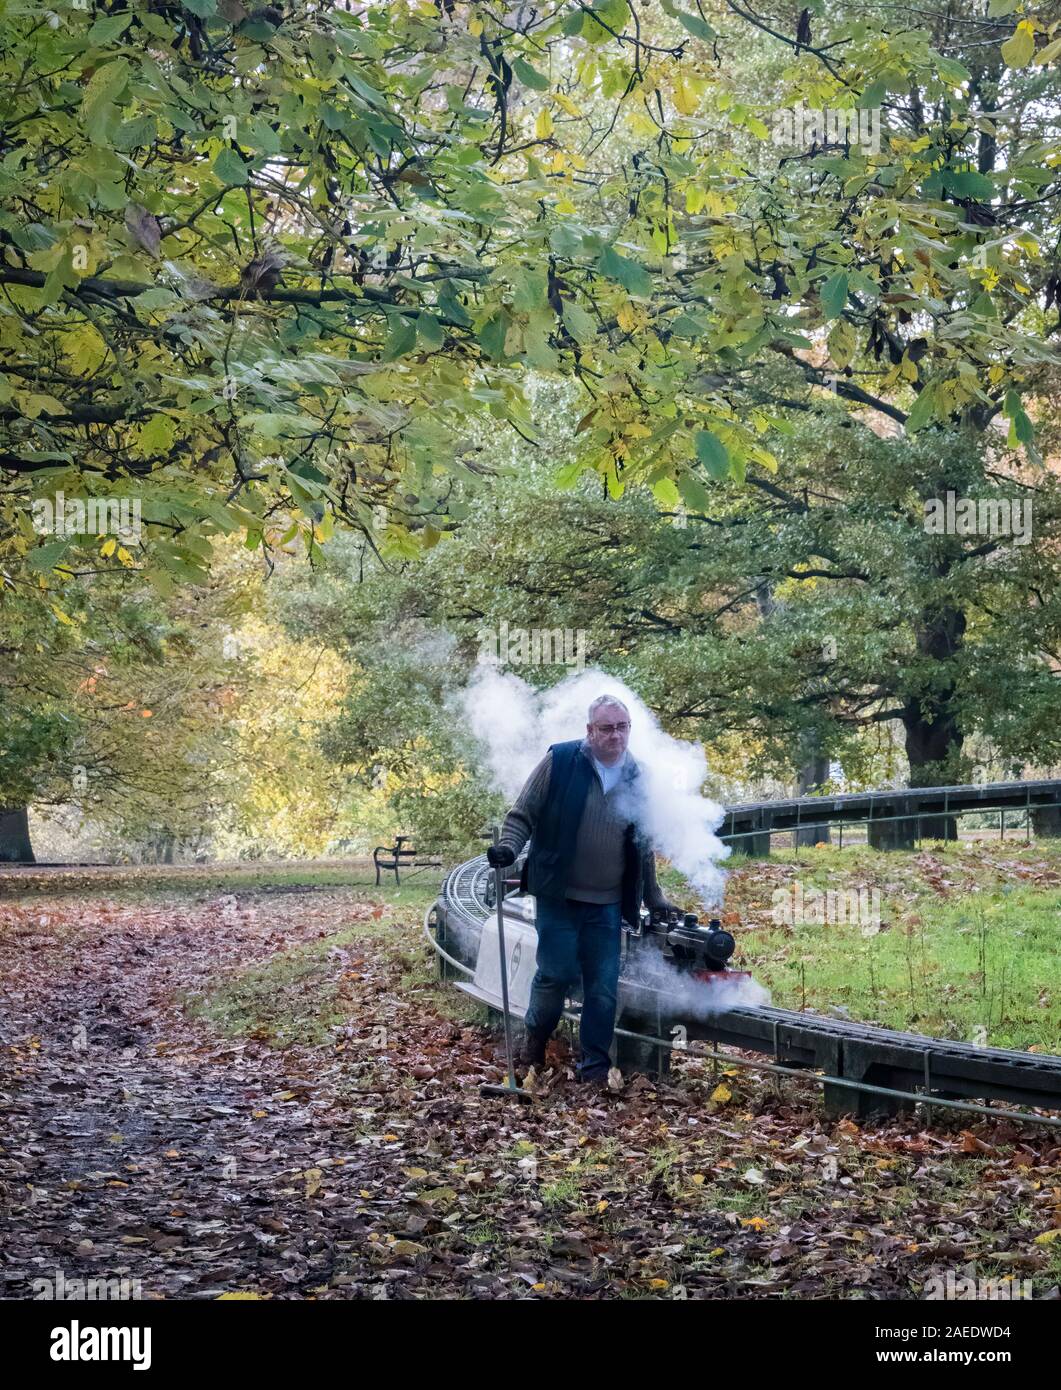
[593,722,630,734]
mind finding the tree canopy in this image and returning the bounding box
[3,0,1060,598]
[3,0,1061,856]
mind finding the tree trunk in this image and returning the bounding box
[0,806,35,863]
[1032,805,1061,840]
[901,603,967,842]
[795,753,832,846]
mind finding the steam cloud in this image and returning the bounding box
[459,665,731,911]
[634,956,772,1018]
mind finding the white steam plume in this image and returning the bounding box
[458,665,731,911]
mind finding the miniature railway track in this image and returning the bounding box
[721,776,1061,851]
[433,847,1061,1121]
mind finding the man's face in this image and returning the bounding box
[585,703,630,765]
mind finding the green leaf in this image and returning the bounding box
[477,312,509,360]
[416,313,445,350]
[670,313,707,338]
[858,78,888,110]
[561,299,597,343]
[512,57,550,92]
[904,384,936,433]
[944,168,995,199]
[936,57,971,84]
[677,472,713,510]
[213,149,249,186]
[694,429,730,479]
[80,59,130,147]
[582,0,628,44]
[1003,389,1034,445]
[27,540,73,571]
[183,0,218,15]
[652,477,681,507]
[677,12,717,41]
[383,315,418,360]
[820,272,849,321]
[1012,409,1034,446]
[597,244,653,297]
[88,13,133,42]
[437,284,472,327]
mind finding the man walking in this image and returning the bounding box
[486,695,678,1084]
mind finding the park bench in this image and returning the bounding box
[373,834,443,886]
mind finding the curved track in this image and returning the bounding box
[432,851,1061,1121]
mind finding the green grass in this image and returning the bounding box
[182,877,440,1046]
[185,919,381,1047]
[0,858,450,904]
[661,840,1061,1052]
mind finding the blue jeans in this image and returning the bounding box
[525,897,622,1079]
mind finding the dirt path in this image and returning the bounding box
[0,885,486,1299]
[2,883,1059,1301]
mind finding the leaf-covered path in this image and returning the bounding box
[1,875,1059,1300]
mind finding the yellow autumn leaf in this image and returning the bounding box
[216,1291,264,1300]
[627,110,657,139]
[597,1199,609,1212]
[741,1216,769,1230]
[691,1173,705,1186]
[100,537,117,558]
[1001,23,1036,69]
[673,78,698,116]
[1033,1229,1061,1245]
[648,1278,668,1289]
[710,1083,732,1103]
[535,108,554,140]
[468,14,483,35]
[553,92,582,118]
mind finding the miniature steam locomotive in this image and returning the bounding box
[622,907,751,990]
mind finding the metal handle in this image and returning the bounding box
[492,824,518,1092]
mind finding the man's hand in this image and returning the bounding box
[487,843,516,868]
[654,899,682,917]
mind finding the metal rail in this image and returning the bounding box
[429,846,1061,1124]
[423,906,1061,1128]
[720,779,1061,853]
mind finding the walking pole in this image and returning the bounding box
[479,825,533,1105]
